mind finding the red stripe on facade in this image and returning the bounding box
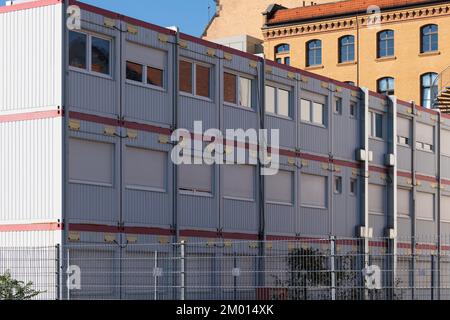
[415,174,438,183]
[123,226,175,236]
[69,111,120,126]
[369,165,388,174]
[0,110,61,123]
[0,0,61,14]
[221,232,259,240]
[69,223,120,233]
[122,120,172,135]
[0,222,62,232]
[179,229,220,238]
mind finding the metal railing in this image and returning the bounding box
[431,66,450,109]
[2,236,450,300]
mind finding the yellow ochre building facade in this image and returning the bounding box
[263,0,450,108]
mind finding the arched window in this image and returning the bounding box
[275,44,290,54]
[377,77,395,95]
[421,24,438,53]
[339,35,355,63]
[274,44,290,65]
[306,40,322,67]
[421,73,438,108]
[377,30,394,58]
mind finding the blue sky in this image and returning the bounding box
[81,0,216,37]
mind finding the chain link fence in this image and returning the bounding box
[1,236,450,300]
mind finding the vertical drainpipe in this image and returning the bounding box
[411,101,417,300]
[258,58,266,288]
[61,0,68,301]
[437,110,442,300]
[361,87,370,298]
[329,85,334,236]
[387,95,398,298]
[172,28,180,300]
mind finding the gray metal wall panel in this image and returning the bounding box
[397,217,412,237]
[299,124,328,154]
[179,96,217,131]
[222,199,258,233]
[398,146,412,171]
[265,116,295,148]
[369,214,386,238]
[416,151,437,176]
[441,157,450,179]
[178,195,218,230]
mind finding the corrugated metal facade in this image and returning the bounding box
[1,0,450,253]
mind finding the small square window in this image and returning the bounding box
[195,64,210,98]
[350,102,357,118]
[350,178,357,195]
[179,60,193,94]
[91,36,111,75]
[126,61,143,82]
[147,66,163,87]
[335,97,342,115]
[334,176,342,194]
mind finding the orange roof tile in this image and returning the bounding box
[266,0,444,25]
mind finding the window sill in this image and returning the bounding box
[398,143,411,149]
[369,136,384,142]
[224,102,254,112]
[224,196,254,203]
[300,120,326,129]
[419,51,440,57]
[125,79,166,92]
[69,66,113,81]
[305,65,324,71]
[266,112,292,121]
[179,190,214,198]
[126,186,166,193]
[417,217,434,222]
[69,180,114,188]
[337,61,357,67]
[301,204,327,210]
[266,201,293,207]
[180,92,213,103]
[375,56,396,62]
[416,148,435,154]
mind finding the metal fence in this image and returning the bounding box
[2,236,450,300]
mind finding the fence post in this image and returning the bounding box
[55,245,60,301]
[180,240,186,300]
[154,251,158,301]
[330,236,336,301]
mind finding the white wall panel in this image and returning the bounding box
[0,4,62,111]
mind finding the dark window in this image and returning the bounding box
[339,35,355,63]
[421,24,438,53]
[284,57,290,65]
[306,40,322,66]
[350,179,357,195]
[179,60,193,94]
[350,102,357,118]
[335,97,342,114]
[195,65,210,98]
[147,66,163,87]
[345,81,356,86]
[276,58,282,64]
[377,77,395,95]
[91,36,110,75]
[69,31,87,69]
[275,44,290,54]
[334,176,342,194]
[377,30,394,58]
[421,72,438,108]
[126,61,143,82]
[224,72,237,104]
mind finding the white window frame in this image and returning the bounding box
[349,101,357,119]
[265,83,291,119]
[224,70,254,110]
[300,99,325,127]
[125,61,165,92]
[334,96,343,115]
[68,30,113,79]
[179,58,213,101]
[334,176,343,194]
[350,178,357,196]
[369,111,383,139]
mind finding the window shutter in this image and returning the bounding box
[125,147,166,190]
[416,122,434,145]
[301,174,327,207]
[266,170,293,204]
[223,165,254,200]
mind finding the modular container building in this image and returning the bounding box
[1,0,450,299]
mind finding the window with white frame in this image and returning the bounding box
[223,164,254,200]
[350,101,357,118]
[178,158,213,194]
[124,147,166,191]
[301,174,327,208]
[301,99,325,125]
[350,178,357,196]
[265,85,290,117]
[398,188,412,217]
[125,41,165,88]
[69,30,111,76]
[266,170,293,204]
[441,130,450,156]
[179,60,211,98]
[416,192,434,220]
[369,111,383,139]
[69,138,114,186]
[397,116,411,146]
[224,72,253,108]
[416,122,434,151]
[442,195,450,221]
[369,184,385,215]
